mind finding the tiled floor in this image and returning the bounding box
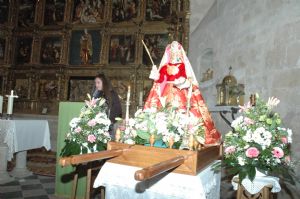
[0,175,59,199]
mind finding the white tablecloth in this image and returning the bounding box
[94,161,221,199]
[232,171,281,194]
[0,120,51,161]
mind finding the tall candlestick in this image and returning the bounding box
[0,95,3,114]
[126,85,131,103]
[139,91,143,107]
[6,90,18,115]
[125,85,131,123]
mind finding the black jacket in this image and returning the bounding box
[92,90,122,124]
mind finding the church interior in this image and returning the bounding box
[0,0,299,199]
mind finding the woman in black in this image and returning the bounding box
[92,74,122,137]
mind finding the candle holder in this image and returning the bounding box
[6,114,13,120]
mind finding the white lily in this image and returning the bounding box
[267,97,280,109]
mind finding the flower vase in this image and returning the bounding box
[81,142,97,154]
[149,134,155,147]
[255,168,267,177]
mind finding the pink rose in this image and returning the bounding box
[272,147,284,158]
[281,137,288,144]
[87,119,97,127]
[87,134,96,143]
[74,127,82,133]
[245,147,260,158]
[225,146,236,155]
[244,117,254,125]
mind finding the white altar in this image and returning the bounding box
[94,161,221,199]
[0,119,51,184]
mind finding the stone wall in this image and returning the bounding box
[189,0,300,171]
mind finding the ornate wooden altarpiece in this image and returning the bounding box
[0,0,190,115]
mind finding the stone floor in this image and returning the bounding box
[0,175,58,199]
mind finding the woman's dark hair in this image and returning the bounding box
[95,73,112,107]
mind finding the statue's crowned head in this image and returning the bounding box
[169,41,184,64]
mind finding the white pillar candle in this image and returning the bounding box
[126,85,131,103]
[125,85,131,122]
[0,95,3,114]
[139,91,143,107]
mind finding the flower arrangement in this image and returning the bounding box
[224,94,293,182]
[60,95,111,156]
[117,104,205,149]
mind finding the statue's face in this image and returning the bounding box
[169,41,183,63]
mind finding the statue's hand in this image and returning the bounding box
[174,77,191,89]
[149,65,159,80]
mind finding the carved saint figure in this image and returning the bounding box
[80,29,93,64]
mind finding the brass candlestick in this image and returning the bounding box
[250,94,256,106]
[149,134,155,147]
[115,128,121,143]
[168,137,174,149]
[188,134,194,151]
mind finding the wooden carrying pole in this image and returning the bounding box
[134,156,186,181]
[59,149,123,199]
[59,149,123,167]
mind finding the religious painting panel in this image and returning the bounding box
[111,0,139,23]
[109,34,135,65]
[0,38,5,63]
[68,77,94,101]
[39,78,58,101]
[145,0,171,21]
[110,76,132,114]
[0,0,9,24]
[0,76,3,95]
[14,78,29,99]
[40,37,62,64]
[44,0,66,26]
[143,33,169,66]
[69,29,101,65]
[72,0,106,24]
[18,0,36,28]
[15,37,33,64]
[177,0,184,12]
[110,78,131,102]
[142,79,152,102]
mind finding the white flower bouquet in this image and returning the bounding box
[118,105,205,148]
[224,95,293,182]
[61,94,111,156]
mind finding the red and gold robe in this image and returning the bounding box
[144,62,221,145]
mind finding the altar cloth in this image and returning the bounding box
[94,161,221,199]
[0,119,51,160]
